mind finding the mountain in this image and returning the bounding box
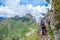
[0,17,4,21]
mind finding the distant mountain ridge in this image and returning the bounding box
[0,17,5,21]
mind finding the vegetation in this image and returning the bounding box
[48,28,54,40]
[52,0,60,29]
[47,0,60,29]
[25,32,39,40]
[0,14,39,40]
[46,0,50,3]
[46,0,60,40]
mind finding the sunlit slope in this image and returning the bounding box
[0,14,39,40]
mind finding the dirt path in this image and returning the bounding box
[38,30,50,40]
[25,28,36,37]
[38,35,50,40]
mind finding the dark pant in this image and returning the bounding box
[42,27,47,35]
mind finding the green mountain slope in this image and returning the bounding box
[0,14,39,40]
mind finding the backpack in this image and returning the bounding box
[40,19,46,28]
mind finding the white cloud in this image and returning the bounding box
[26,4,32,10]
[46,4,52,10]
[0,6,15,17]
[16,0,19,2]
[5,0,28,17]
[0,6,14,15]
[0,0,51,22]
[26,4,49,23]
[3,0,49,17]
[26,4,48,17]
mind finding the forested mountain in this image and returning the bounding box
[0,14,39,40]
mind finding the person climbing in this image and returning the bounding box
[40,18,47,37]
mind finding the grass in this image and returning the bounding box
[48,28,54,40]
[0,18,39,40]
[25,32,39,40]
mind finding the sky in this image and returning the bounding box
[0,0,51,23]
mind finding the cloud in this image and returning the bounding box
[47,4,52,10]
[0,0,51,22]
[5,0,28,17]
[26,4,48,23]
[26,4,48,16]
[0,6,15,17]
[0,0,49,17]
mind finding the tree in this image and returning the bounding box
[13,15,20,20]
[46,0,50,3]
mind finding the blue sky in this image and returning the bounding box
[0,0,51,22]
[0,0,5,6]
[20,0,48,6]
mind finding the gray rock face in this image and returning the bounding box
[45,10,60,40]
